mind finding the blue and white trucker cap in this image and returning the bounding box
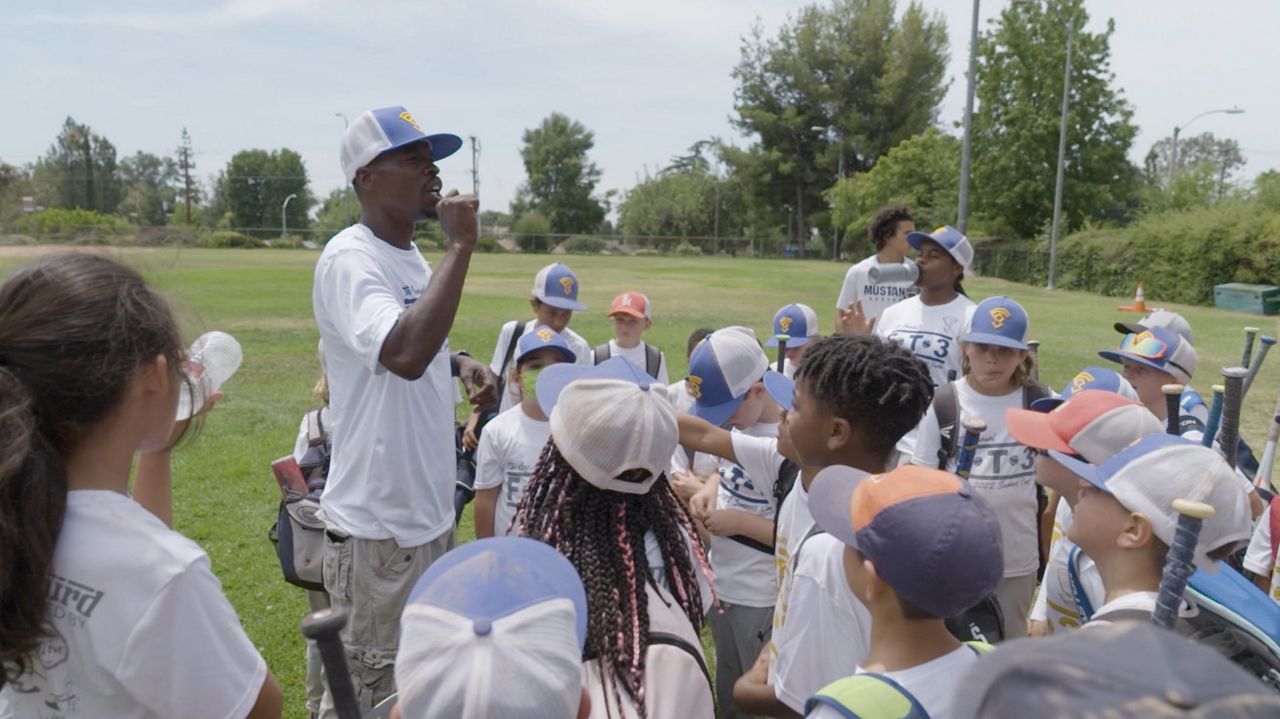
[1029,366,1139,412]
[532,263,587,311]
[766,303,820,348]
[340,106,463,183]
[687,326,771,427]
[907,225,974,271]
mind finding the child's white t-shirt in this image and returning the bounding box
[769,474,815,667]
[836,255,918,321]
[709,422,782,608]
[607,339,669,384]
[5,491,266,719]
[1243,503,1280,604]
[806,644,978,719]
[489,320,592,412]
[1030,497,1104,631]
[770,533,871,713]
[874,294,974,389]
[912,378,1039,578]
[474,404,551,536]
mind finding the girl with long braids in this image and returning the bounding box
[0,254,281,718]
[513,359,716,719]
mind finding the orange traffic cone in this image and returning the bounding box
[1116,283,1158,313]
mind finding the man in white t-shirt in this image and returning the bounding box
[474,326,576,537]
[835,205,917,331]
[312,106,496,716]
[592,290,669,383]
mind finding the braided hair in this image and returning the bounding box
[513,441,713,718]
[793,334,934,458]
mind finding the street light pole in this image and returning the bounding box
[1169,107,1245,184]
[811,124,845,260]
[335,113,350,225]
[282,193,298,238]
[957,0,980,233]
[1047,4,1077,291]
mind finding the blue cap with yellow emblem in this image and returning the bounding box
[515,324,577,366]
[340,106,463,183]
[531,263,587,311]
[960,295,1029,350]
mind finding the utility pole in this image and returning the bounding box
[178,128,195,224]
[1047,3,1077,291]
[956,0,980,233]
[335,113,350,224]
[469,135,481,237]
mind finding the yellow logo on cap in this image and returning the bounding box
[399,111,423,133]
[779,316,794,333]
[989,307,1011,329]
[560,277,574,296]
[687,375,703,399]
[1134,331,1154,344]
[1071,371,1095,394]
[536,327,554,343]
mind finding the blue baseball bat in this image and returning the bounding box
[1152,499,1214,630]
[955,417,986,480]
[1201,384,1224,448]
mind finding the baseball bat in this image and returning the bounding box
[301,607,361,719]
[1162,384,1184,436]
[1220,367,1248,470]
[955,416,987,480]
[1027,340,1041,383]
[1257,393,1280,491]
[1152,498,1215,630]
[1201,384,1224,448]
[775,333,790,377]
[1241,327,1260,369]
[1243,335,1276,400]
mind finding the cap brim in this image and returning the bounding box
[536,356,653,417]
[765,334,817,349]
[692,394,744,428]
[959,332,1028,350]
[906,231,931,251]
[608,308,647,319]
[1114,321,1146,336]
[1049,450,1105,489]
[538,296,587,311]
[1005,408,1074,453]
[1098,349,1173,378]
[807,465,871,550]
[763,370,794,411]
[424,133,463,162]
[1029,397,1063,412]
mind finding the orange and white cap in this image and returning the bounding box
[608,291,652,319]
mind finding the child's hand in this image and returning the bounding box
[703,509,742,536]
[689,489,715,522]
[1027,619,1047,637]
[836,300,876,336]
[670,471,704,503]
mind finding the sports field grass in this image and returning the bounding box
[2,246,1278,717]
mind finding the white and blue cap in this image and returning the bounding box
[907,225,974,271]
[766,303,820,348]
[960,296,1029,350]
[516,324,577,366]
[340,106,463,183]
[1057,433,1252,569]
[687,326,772,427]
[1030,366,1139,412]
[394,537,588,719]
[531,262,587,311]
[1098,326,1197,383]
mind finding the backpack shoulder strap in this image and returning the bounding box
[497,319,527,388]
[963,640,996,656]
[804,672,932,719]
[1270,496,1280,564]
[1022,382,1052,409]
[645,344,662,379]
[1068,545,1096,622]
[647,631,713,696]
[593,343,610,366]
[305,407,327,447]
[934,381,960,470]
[791,524,828,569]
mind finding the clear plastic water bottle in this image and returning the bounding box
[867,262,919,284]
[175,331,243,420]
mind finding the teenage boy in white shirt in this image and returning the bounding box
[835,205,917,330]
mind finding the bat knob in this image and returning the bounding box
[1211,384,1225,393]
[1222,367,1249,379]
[1161,384,1184,396]
[774,334,791,344]
[300,606,348,639]
[1245,326,1261,334]
[962,416,988,433]
[1172,498,1215,519]
[1262,336,1278,346]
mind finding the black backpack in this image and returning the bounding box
[593,342,662,380]
[932,380,1051,469]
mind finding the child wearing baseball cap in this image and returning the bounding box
[1061,433,1253,624]
[474,325,577,538]
[835,205,918,331]
[766,303,821,378]
[391,536,592,719]
[910,296,1049,639]
[1005,388,1163,635]
[592,291,668,383]
[513,358,715,719]
[735,334,934,716]
[803,465,1005,719]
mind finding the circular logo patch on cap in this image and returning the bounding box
[398,111,423,132]
[989,307,1010,329]
[779,316,794,333]
[560,277,575,295]
[1071,371,1095,393]
[536,327,554,342]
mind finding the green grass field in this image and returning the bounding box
[2,246,1278,717]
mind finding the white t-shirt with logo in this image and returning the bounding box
[313,224,458,546]
[771,533,871,713]
[489,320,592,413]
[709,421,781,607]
[836,255,918,320]
[605,339,669,384]
[474,405,551,537]
[912,378,1039,578]
[807,644,978,719]
[769,473,815,667]
[5,491,266,719]
[1030,498,1104,632]
[875,294,974,389]
[1244,503,1280,604]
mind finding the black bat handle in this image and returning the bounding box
[1152,499,1214,630]
[1220,367,1248,470]
[301,607,362,719]
[1162,384,1184,436]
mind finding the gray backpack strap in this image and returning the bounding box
[644,344,662,379]
[934,381,960,469]
[593,343,611,366]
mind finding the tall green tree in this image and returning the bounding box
[213,148,313,236]
[512,113,605,234]
[117,152,177,226]
[1144,132,1244,194]
[971,0,1138,237]
[32,117,123,214]
[729,0,949,248]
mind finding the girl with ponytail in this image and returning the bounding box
[0,254,281,718]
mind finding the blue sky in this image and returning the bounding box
[4,0,1277,217]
